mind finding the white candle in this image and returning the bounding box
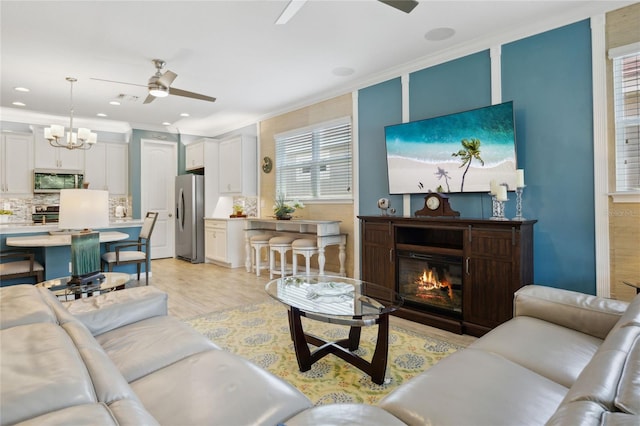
[496,185,508,201]
[516,169,525,188]
[490,179,497,195]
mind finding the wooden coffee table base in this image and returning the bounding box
[288,306,390,385]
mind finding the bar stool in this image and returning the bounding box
[269,236,296,279]
[292,238,319,276]
[249,234,272,277]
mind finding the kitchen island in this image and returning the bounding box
[1,220,143,283]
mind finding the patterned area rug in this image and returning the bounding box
[186,301,465,405]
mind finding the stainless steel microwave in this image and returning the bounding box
[33,169,84,193]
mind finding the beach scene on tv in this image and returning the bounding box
[385,101,518,194]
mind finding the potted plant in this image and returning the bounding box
[0,209,13,223]
[232,203,245,217]
[273,193,304,220]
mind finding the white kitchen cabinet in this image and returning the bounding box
[185,140,205,171]
[218,135,256,195]
[84,142,128,194]
[34,127,84,170]
[204,219,245,268]
[1,133,33,195]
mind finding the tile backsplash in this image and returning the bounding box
[0,194,133,223]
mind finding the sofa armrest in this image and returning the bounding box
[65,287,168,336]
[514,285,629,339]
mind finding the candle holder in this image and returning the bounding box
[490,193,499,219]
[513,186,526,220]
[491,198,508,220]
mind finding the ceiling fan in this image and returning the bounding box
[91,59,216,104]
[276,0,418,24]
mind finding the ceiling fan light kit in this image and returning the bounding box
[45,77,97,150]
[148,84,169,98]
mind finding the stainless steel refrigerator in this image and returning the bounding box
[175,174,204,263]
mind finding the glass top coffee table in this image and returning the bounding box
[265,275,403,385]
[37,272,130,301]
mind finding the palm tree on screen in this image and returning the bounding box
[452,138,484,192]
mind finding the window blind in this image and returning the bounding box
[611,45,640,192]
[275,118,352,200]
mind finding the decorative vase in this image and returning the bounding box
[276,215,292,220]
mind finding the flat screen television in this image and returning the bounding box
[384,101,518,194]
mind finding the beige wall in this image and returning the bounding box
[606,3,640,301]
[259,94,355,277]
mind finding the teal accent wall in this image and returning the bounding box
[358,78,403,216]
[357,20,597,294]
[502,20,595,293]
[408,50,493,218]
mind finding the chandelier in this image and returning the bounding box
[44,77,97,150]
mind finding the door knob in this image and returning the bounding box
[168,213,173,217]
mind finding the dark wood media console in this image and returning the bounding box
[359,216,536,337]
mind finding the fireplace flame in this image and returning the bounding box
[416,268,453,299]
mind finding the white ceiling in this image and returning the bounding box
[0,1,633,137]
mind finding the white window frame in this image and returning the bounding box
[609,42,640,201]
[274,117,353,202]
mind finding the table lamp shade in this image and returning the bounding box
[59,189,109,230]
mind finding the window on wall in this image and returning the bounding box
[610,44,640,192]
[275,117,352,201]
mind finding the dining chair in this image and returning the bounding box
[101,212,158,284]
[0,250,44,284]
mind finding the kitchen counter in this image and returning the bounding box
[6,231,129,248]
[0,220,144,282]
[0,219,143,235]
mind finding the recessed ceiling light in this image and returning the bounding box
[12,101,26,107]
[332,67,355,77]
[180,113,190,117]
[97,113,107,117]
[425,27,456,41]
[14,87,30,92]
[109,100,121,106]
[162,122,172,126]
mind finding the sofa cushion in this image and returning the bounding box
[602,412,640,426]
[614,332,640,415]
[0,284,57,330]
[0,323,96,425]
[514,285,629,339]
[545,400,606,426]
[558,324,640,415]
[130,349,312,426]
[64,286,168,335]
[285,404,406,425]
[615,293,640,329]
[95,315,219,382]
[13,403,119,426]
[379,348,568,426]
[471,316,602,388]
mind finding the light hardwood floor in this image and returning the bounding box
[140,258,476,347]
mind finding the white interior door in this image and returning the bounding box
[141,139,177,259]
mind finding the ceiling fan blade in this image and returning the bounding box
[143,94,156,104]
[158,70,178,88]
[378,0,419,14]
[90,77,147,88]
[169,87,216,103]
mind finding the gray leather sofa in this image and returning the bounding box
[0,284,312,425]
[287,285,640,425]
[2,284,639,426]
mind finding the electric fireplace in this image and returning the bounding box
[397,251,463,317]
